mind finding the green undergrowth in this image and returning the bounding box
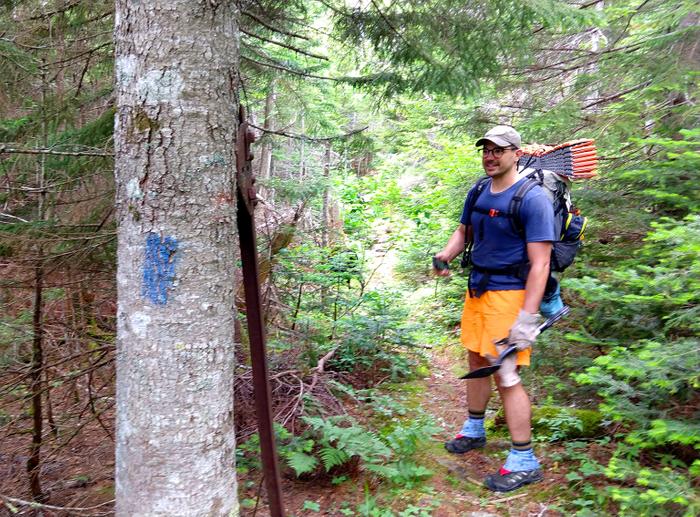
[237,381,444,515]
[533,406,604,441]
[487,405,604,443]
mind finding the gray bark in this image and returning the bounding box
[114,1,240,515]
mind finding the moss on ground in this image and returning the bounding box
[532,405,604,439]
[490,404,604,440]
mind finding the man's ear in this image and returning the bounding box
[515,149,523,158]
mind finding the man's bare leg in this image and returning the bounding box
[445,351,492,453]
[467,350,492,411]
[484,373,542,492]
[496,378,532,443]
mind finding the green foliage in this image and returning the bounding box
[238,406,438,493]
[613,130,700,218]
[331,289,422,380]
[0,115,32,141]
[599,446,700,517]
[2,0,698,511]
[238,417,391,478]
[302,500,321,512]
[367,416,439,488]
[567,213,700,341]
[549,440,610,514]
[576,339,698,423]
[275,231,425,382]
[0,310,32,368]
[333,0,592,98]
[566,130,700,513]
[302,415,392,472]
[512,1,699,155]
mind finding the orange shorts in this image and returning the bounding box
[460,289,531,366]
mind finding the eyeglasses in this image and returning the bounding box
[479,146,516,158]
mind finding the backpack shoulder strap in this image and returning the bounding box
[465,176,491,226]
[461,177,491,268]
[472,176,491,202]
[510,177,540,236]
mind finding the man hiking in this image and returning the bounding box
[433,125,554,492]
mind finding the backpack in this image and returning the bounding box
[461,139,596,276]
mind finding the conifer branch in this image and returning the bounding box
[249,122,368,142]
[578,0,606,8]
[241,9,311,41]
[23,0,83,21]
[368,0,440,68]
[0,37,50,51]
[241,54,344,82]
[581,80,652,110]
[39,42,112,69]
[0,145,113,157]
[0,213,29,223]
[241,27,328,61]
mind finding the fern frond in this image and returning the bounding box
[319,446,349,471]
[287,451,318,476]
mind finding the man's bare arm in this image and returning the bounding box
[522,241,552,313]
[433,224,467,276]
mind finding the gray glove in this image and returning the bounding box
[487,344,521,388]
[508,310,542,351]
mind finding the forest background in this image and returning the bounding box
[0,0,698,515]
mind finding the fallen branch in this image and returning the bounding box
[490,492,528,504]
[0,494,114,515]
[0,145,113,157]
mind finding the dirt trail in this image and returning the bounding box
[416,344,565,517]
[256,343,569,516]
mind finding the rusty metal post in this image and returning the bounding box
[235,105,285,517]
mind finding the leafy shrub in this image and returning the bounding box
[568,201,700,514]
[331,290,424,381]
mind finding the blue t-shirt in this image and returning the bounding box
[460,177,555,291]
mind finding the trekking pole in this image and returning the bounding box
[460,305,570,379]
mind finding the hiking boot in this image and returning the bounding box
[484,468,543,492]
[444,435,486,454]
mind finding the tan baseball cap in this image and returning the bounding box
[475,125,521,148]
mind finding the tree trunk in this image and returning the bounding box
[26,65,51,503]
[27,261,45,502]
[299,113,306,179]
[583,1,605,114]
[258,78,276,200]
[321,142,332,248]
[114,2,240,515]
